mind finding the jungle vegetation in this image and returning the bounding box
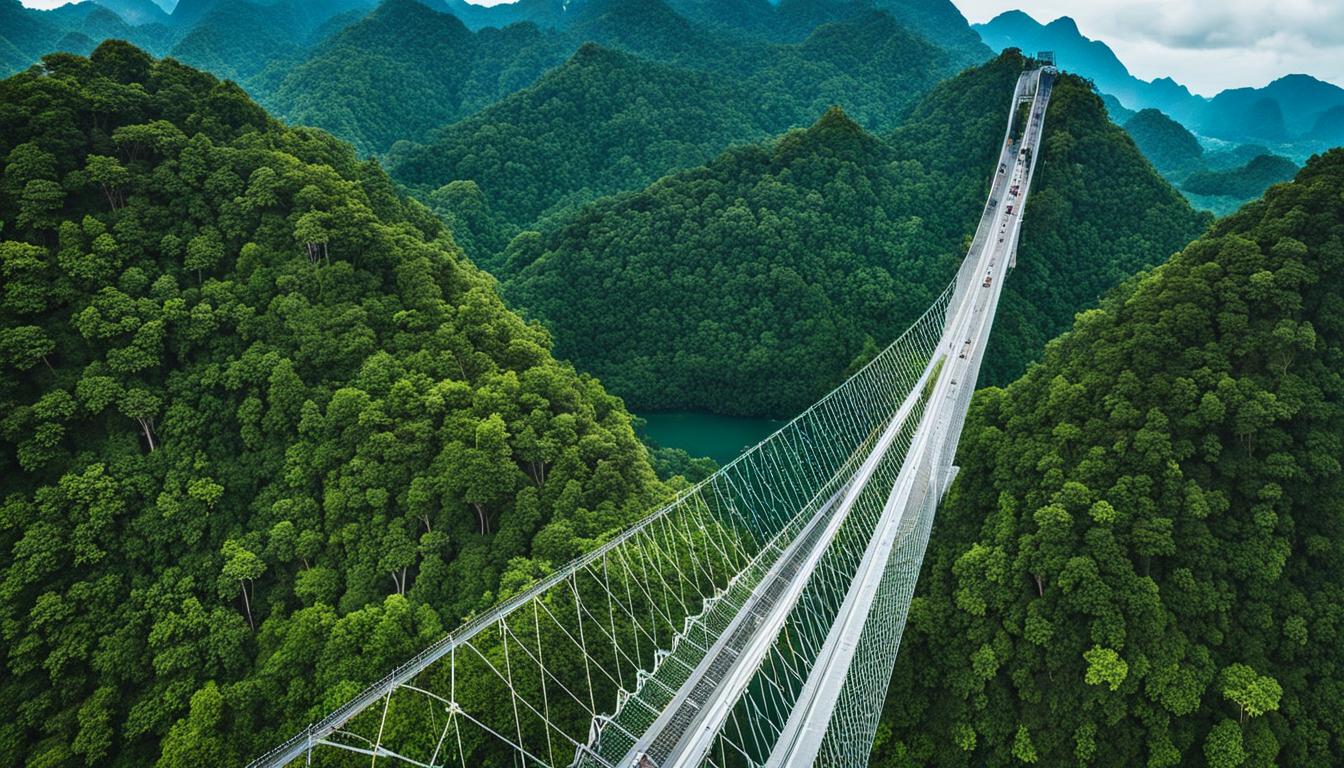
[0,43,669,766]
[501,52,1209,415]
[875,149,1344,768]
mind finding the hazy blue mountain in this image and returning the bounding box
[438,0,989,64]
[92,0,172,25]
[1204,142,1272,170]
[650,0,989,62]
[0,0,384,84]
[973,11,1199,121]
[438,0,569,30]
[164,0,220,25]
[0,0,170,74]
[168,0,375,80]
[1100,92,1135,122]
[45,2,141,38]
[3,0,81,57]
[1311,104,1344,145]
[1121,107,1300,215]
[973,10,1344,151]
[658,0,777,36]
[1203,73,1344,138]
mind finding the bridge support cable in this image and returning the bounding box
[251,67,1052,768]
[757,67,1055,768]
[249,281,954,768]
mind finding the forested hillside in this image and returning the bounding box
[511,105,957,416]
[1124,108,1204,178]
[875,150,1344,767]
[1184,154,1299,200]
[263,0,571,156]
[0,44,665,766]
[978,74,1211,386]
[388,11,951,247]
[165,0,373,83]
[0,0,168,74]
[390,42,786,258]
[1122,107,1300,217]
[504,52,1208,416]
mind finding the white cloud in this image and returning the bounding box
[952,0,1344,95]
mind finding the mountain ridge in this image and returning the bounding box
[973,10,1344,153]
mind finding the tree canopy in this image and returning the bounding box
[501,52,1209,415]
[0,42,668,765]
[874,149,1344,768]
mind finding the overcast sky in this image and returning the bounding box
[20,0,1344,95]
[951,0,1344,95]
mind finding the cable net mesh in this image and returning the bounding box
[253,65,1052,768]
[249,285,953,768]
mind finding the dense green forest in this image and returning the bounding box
[2,0,1339,764]
[978,77,1211,387]
[263,0,970,159]
[1122,107,1301,216]
[0,0,167,74]
[163,0,374,84]
[0,44,669,765]
[261,0,572,157]
[1124,108,1204,178]
[875,151,1344,767]
[387,11,951,249]
[2,0,986,167]
[508,104,950,416]
[1183,154,1300,200]
[502,51,1208,416]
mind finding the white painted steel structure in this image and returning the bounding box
[248,65,1054,768]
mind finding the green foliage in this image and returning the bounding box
[264,0,572,157]
[388,10,956,247]
[874,151,1344,767]
[507,103,956,415]
[1220,664,1282,722]
[505,52,1208,415]
[1183,154,1300,200]
[1011,724,1038,763]
[1125,107,1204,178]
[0,44,664,765]
[1204,719,1247,768]
[1083,645,1128,691]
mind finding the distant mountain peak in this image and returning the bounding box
[1044,15,1080,34]
[794,105,876,157]
[814,104,861,132]
[369,0,465,31]
[571,39,619,62]
[377,0,438,14]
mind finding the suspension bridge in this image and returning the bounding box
[249,64,1055,768]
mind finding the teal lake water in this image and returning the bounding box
[637,411,785,465]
